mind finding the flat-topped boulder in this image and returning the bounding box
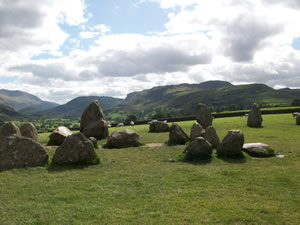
[149,121,170,132]
[20,122,38,142]
[52,132,97,165]
[217,130,244,158]
[196,103,213,128]
[190,122,204,141]
[169,123,189,145]
[106,129,141,148]
[0,122,21,138]
[243,143,275,157]
[203,126,220,148]
[247,103,263,127]
[0,136,48,170]
[48,126,72,145]
[80,100,109,140]
[184,137,212,160]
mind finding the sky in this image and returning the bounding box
[1,0,300,104]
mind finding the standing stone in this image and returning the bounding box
[203,126,220,148]
[52,132,97,165]
[80,100,109,140]
[296,115,300,125]
[20,122,38,142]
[0,122,21,138]
[149,121,170,132]
[0,136,48,170]
[196,103,213,128]
[243,143,275,157]
[48,126,72,145]
[169,123,189,145]
[190,122,205,141]
[217,130,244,158]
[184,137,212,160]
[247,103,263,127]
[106,129,141,148]
[89,137,98,148]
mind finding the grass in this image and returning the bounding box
[1,114,300,224]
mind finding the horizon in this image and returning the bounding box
[1,0,300,104]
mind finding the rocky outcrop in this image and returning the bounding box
[217,130,244,157]
[48,126,72,145]
[0,136,48,170]
[243,143,275,157]
[184,137,212,160]
[169,123,189,145]
[80,100,109,139]
[20,122,38,142]
[0,122,21,138]
[190,122,204,141]
[247,103,263,127]
[52,132,97,165]
[106,129,141,148]
[149,121,170,132]
[196,103,213,128]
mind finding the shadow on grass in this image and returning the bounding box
[217,154,247,164]
[47,158,101,173]
[173,153,212,165]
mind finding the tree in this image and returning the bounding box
[291,99,300,106]
[125,114,137,122]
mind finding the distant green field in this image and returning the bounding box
[218,106,300,113]
[1,114,299,224]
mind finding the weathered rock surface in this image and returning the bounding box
[296,115,300,125]
[52,132,97,164]
[203,126,220,148]
[49,126,72,145]
[149,121,170,132]
[0,122,21,138]
[247,103,263,127]
[20,122,38,142]
[80,100,109,139]
[184,137,212,160]
[89,137,98,148]
[190,122,204,141]
[0,136,48,170]
[217,130,244,157]
[243,143,275,157]
[169,123,189,145]
[196,103,213,128]
[106,129,141,148]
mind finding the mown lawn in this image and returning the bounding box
[1,114,300,224]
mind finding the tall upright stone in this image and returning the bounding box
[217,130,244,158]
[203,126,220,148]
[196,103,213,129]
[247,103,263,127]
[20,122,38,142]
[80,100,109,140]
[0,122,21,138]
[169,123,189,145]
[190,122,205,141]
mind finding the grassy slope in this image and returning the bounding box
[1,114,300,224]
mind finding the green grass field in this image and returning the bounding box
[1,114,300,224]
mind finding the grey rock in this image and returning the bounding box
[80,100,108,140]
[203,126,220,148]
[89,137,98,148]
[106,129,141,148]
[0,136,48,170]
[0,122,21,138]
[169,123,189,145]
[196,103,213,128]
[296,115,300,125]
[117,123,124,127]
[82,120,109,140]
[52,132,97,164]
[217,130,244,157]
[20,122,38,142]
[190,122,204,141]
[149,121,170,132]
[243,143,275,157]
[247,103,263,127]
[184,137,212,160]
[49,126,72,145]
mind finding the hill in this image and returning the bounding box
[0,103,24,121]
[106,81,296,120]
[0,89,59,113]
[39,96,124,117]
